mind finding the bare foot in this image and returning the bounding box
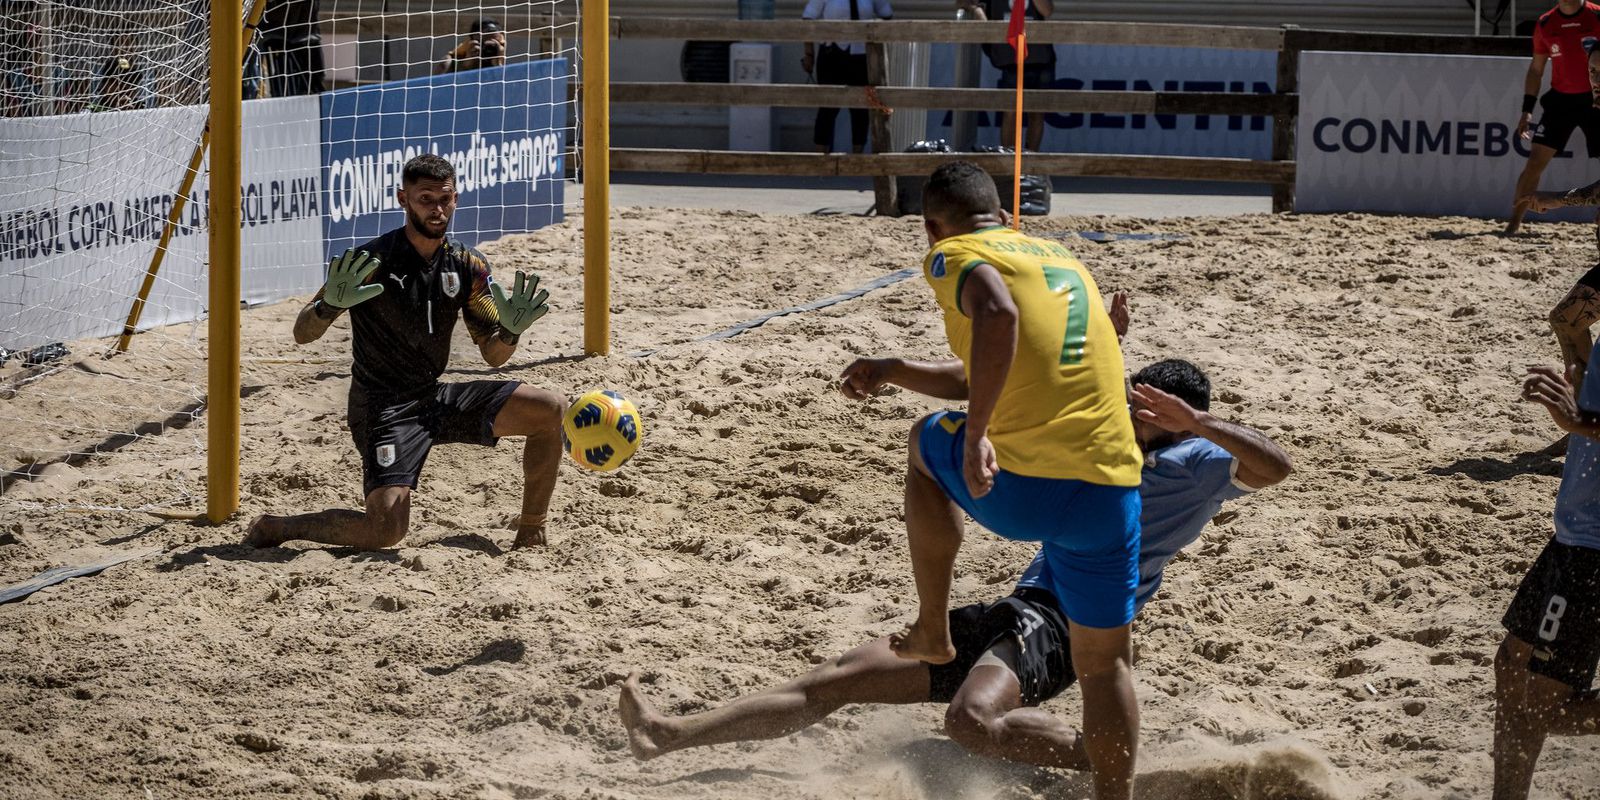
[511,525,546,549]
[1505,200,1530,236]
[619,672,676,760]
[244,515,288,547]
[889,620,957,665]
[510,513,547,549]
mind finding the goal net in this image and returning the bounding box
[0,1,579,514]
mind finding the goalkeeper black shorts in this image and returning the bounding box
[347,380,520,497]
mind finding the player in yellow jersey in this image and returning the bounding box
[839,162,1142,800]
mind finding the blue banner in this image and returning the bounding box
[319,58,568,261]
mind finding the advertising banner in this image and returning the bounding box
[921,43,1276,159]
[319,58,569,261]
[1296,51,1600,220]
[0,96,322,351]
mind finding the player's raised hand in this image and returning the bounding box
[1109,291,1130,340]
[839,358,891,400]
[322,249,384,309]
[491,270,550,334]
[1131,383,1205,433]
[963,433,998,499]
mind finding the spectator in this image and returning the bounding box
[801,0,893,154]
[2,27,46,118]
[260,0,326,96]
[961,0,1055,151]
[90,56,144,112]
[3,60,43,118]
[437,19,508,75]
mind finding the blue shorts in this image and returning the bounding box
[917,410,1140,628]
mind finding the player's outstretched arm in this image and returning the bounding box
[474,269,549,368]
[840,358,969,401]
[1130,383,1293,489]
[294,250,385,344]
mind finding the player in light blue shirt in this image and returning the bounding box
[620,296,1293,773]
[1016,356,1289,612]
[1495,341,1600,800]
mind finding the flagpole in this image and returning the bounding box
[1012,32,1024,230]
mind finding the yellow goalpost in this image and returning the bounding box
[195,1,605,522]
[582,0,610,357]
[208,0,244,523]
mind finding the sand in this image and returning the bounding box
[3,207,1600,800]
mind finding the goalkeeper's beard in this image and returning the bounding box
[407,207,450,240]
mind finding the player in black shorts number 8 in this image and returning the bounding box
[1494,347,1600,799]
[246,154,568,551]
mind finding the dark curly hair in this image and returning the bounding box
[402,153,456,186]
[1131,359,1211,412]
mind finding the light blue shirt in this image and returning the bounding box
[1017,437,1252,612]
[802,0,894,54]
[1556,340,1600,550]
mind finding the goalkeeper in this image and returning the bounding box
[246,154,564,551]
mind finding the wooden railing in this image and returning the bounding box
[600,18,1528,214]
[314,11,1532,214]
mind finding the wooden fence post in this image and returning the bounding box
[865,41,898,216]
[1272,26,1300,214]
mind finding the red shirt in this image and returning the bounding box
[1536,2,1600,94]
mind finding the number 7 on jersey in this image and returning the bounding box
[1041,266,1089,365]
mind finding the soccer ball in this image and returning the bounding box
[562,389,643,472]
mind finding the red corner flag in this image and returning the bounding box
[1006,0,1028,62]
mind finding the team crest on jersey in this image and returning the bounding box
[376,444,396,468]
[1553,42,1564,56]
[441,272,461,298]
[931,251,947,278]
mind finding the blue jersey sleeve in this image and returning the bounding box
[1188,442,1252,504]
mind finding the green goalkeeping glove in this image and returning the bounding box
[490,269,550,337]
[319,250,385,311]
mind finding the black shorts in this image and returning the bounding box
[929,588,1075,706]
[1503,537,1600,691]
[1578,263,1600,292]
[348,380,520,497]
[1532,90,1600,158]
[997,64,1055,92]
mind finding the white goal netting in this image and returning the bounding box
[0,0,580,513]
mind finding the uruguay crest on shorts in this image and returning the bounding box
[376,444,396,468]
[441,271,461,298]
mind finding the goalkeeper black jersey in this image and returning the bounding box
[316,227,503,398]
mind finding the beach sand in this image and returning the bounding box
[3,207,1598,799]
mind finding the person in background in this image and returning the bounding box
[437,18,508,75]
[801,0,893,154]
[1505,0,1600,236]
[960,0,1055,152]
[260,0,326,96]
[90,56,144,112]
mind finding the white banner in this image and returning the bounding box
[0,96,323,352]
[1296,51,1600,220]
[238,96,325,308]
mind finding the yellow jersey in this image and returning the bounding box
[922,226,1141,487]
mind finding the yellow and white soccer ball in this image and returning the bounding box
[562,389,643,472]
